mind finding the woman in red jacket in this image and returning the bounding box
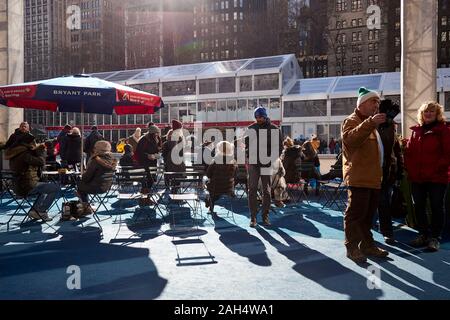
[404,101,450,251]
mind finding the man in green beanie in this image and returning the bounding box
[341,87,389,263]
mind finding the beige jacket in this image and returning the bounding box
[341,111,383,189]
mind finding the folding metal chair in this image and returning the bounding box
[234,165,248,199]
[320,178,347,211]
[208,193,237,223]
[1,179,57,232]
[168,193,202,229]
[83,172,116,234]
[285,180,309,204]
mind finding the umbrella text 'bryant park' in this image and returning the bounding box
[0,74,165,171]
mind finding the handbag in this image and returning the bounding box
[62,200,84,220]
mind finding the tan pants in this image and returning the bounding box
[248,165,271,218]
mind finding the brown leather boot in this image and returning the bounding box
[360,245,389,258]
[346,247,367,263]
[249,213,257,228]
[262,212,271,226]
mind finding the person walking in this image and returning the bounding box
[245,106,283,227]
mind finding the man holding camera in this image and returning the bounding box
[341,87,389,263]
[376,100,404,244]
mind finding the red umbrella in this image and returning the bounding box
[0,74,164,114]
[0,74,164,172]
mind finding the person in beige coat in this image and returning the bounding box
[126,127,142,153]
[341,87,389,263]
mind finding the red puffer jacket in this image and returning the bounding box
[404,122,450,184]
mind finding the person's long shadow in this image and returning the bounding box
[0,223,59,245]
[371,228,450,299]
[297,202,345,232]
[269,211,322,238]
[0,223,167,299]
[213,216,271,267]
[215,197,322,238]
[257,227,383,300]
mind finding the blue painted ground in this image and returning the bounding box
[1,188,449,300]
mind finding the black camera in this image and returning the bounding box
[379,99,400,126]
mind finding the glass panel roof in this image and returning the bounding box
[161,63,210,78]
[90,71,117,80]
[243,56,286,70]
[288,78,335,95]
[131,63,210,80]
[131,68,170,81]
[333,74,382,93]
[90,55,294,82]
[381,72,400,92]
[199,59,248,76]
[105,69,146,82]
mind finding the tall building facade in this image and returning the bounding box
[62,0,125,75]
[293,0,329,78]
[24,0,51,81]
[439,0,450,67]
[24,0,125,82]
[327,0,400,76]
[192,0,288,63]
[24,0,126,129]
[124,0,194,70]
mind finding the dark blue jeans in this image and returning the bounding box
[411,182,448,239]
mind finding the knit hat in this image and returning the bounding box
[357,87,380,107]
[172,119,183,131]
[215,141,234,157]
[254,106,268,119]
[147,123,161,135]
[93,140,111,154]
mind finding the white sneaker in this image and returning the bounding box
[28,209,41,220]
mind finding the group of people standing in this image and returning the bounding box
[341,87,450,263]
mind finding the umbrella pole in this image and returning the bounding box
[81,102,84,174]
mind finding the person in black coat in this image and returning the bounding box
[119,144,136,167]
[281,137,302,184]
[84,126,104,160]
[2,122,30,151]
[56,124,71,161]
[135,123,162,196]
[162,121,186,191]
[77,140,117,214]
[61,127,82,169]
[205,141,237,214]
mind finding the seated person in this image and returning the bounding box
[301,140,322,195]
[282,137,302,184]
[44,139,61,170]
[76,141,117,214]
[5,132,59,221]
[119,144,136,167]
[270,157,287,207]
[205,141,237,214]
